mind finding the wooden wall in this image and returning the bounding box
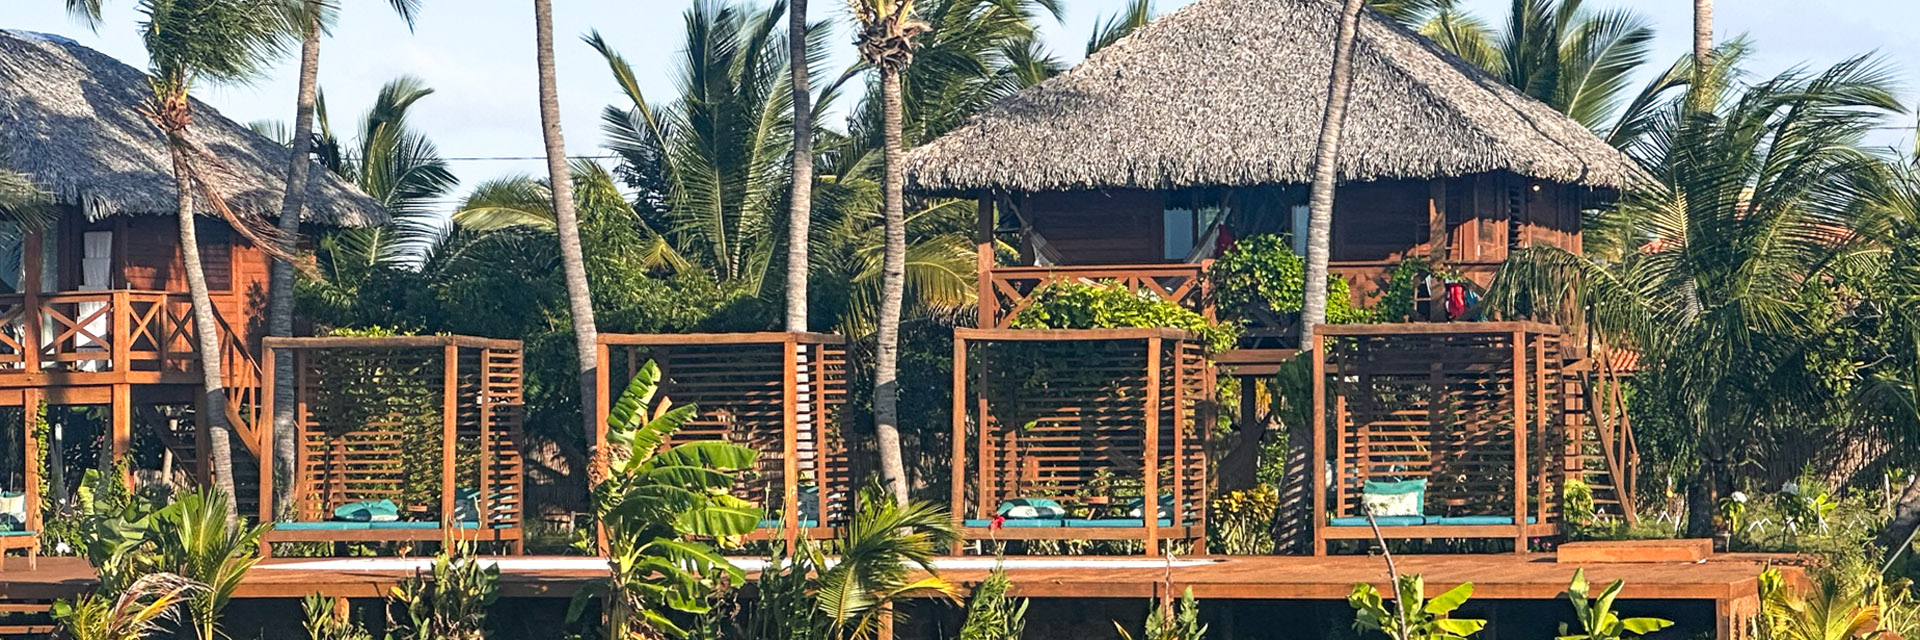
[52,209,276,348]
[1010,173,1592,300]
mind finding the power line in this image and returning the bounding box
[438,154,622,162]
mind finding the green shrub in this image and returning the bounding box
[959,563,1028,640]
[1210,485,1279,555]
[1211,235,1367,325]
[1010,281,1239,352]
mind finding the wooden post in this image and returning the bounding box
[476,346,494,535]
[1535,334,1550,529]
[23,229,41,374]
[1429,180,1449,261]
[950,335,968,554]
[110,384,130,487]
[1511,331,1530,553]
[1311,333,1328,555]
[1143,336,1162,557]
[1168,338,1186,550]
[258,344,276,554]
[976,198,997,329]
[594,342,611,452]
[110,290,129,372]
[975,351,992,521]
[23,388,40,559]
[441,341,459,536]
[780,336,801,548]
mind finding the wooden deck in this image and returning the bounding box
[0,552,1802,602]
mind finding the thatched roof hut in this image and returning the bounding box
[0,29,384,227]
[905,0,1642,196]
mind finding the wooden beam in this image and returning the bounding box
[1143,336,1162,557]
[781,336,800,548]
[950,336,968,555]
[1311,333,1328,556]
[440,343,458,527]
[1512,331,1530,553]
[110,384,129,487]
[976,198,997,329]
[259,345,276,535]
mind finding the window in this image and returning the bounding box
[195,220,232,292]
[1163,207,1196,261]
[1290,204,1310,256]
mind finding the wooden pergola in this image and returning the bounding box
[257,336,525,552]
[0,403,39,569]
[594,332,853,541]
[1312,322,1568,554]
[951,328,1211,555]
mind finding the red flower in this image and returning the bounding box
[990,515,1006,530]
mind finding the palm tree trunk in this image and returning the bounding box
[785,0,812,334]
[872,67,910,505]
[267,11,322,518]
[1300,0,1367,344]
[1692,0,1712,70]
[169,141,239,523]
[532,0,600,449]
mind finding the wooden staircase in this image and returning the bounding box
[1562,348,1639,525]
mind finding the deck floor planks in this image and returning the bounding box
[0,554,1803,603]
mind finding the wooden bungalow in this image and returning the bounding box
[905,0,1645,551]
[594,333,855,542]
[0,29,387,553]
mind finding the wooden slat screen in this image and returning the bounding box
[1321,326,1563,523]
[602,334,853,529]
[279,338,525,529]
[957,331,1211,527]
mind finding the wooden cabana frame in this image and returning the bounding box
[951,328,1211,556]
[0,393,41,570]
[594,332,853,542]
[257,336,525,552]
[1312,322,1566,554]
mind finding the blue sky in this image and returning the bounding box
[8,0,1918,195]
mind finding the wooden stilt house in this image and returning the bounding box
[905,0,1645,552]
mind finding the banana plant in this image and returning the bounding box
[574,359,761,639]
[1558,569,1675,640]
[1349,575,1487,640]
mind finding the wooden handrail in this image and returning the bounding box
[986,262,1214,328]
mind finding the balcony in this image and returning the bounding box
[0,290,218,387]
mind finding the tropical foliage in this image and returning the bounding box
[577,360,758,639]
[387,543,501,640]
[1557,569,1674,640]
[815,485,960,639]
[958,563,1028,640]
[1348,576,1486,640]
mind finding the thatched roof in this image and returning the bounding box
[906,0,1643,195]
[0,30,384,227]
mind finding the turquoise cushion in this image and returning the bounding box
[277,522,371,531]
[964,518,1064,528]
[1361,480,1427,495]
[332,500,400,522]
[1329,516,1431,527]
[1435,516,1539,526]
[996,498,1066,519]
[758,519,823,529]
[0,529,35,537]
[1065,518,1174,528]
[367,521,442,530]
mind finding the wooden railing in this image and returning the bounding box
[985,263,1213,328]
[0,290,203,375]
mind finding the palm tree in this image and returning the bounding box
[64,0,105,27]
[1299,0,1368,346]
[851,0,930,506]
[0,168,48,215]
[816,485,959,640]
[1401,0,1656,139]
[531,0,602,452]
[1085,0,1150,57]
[587,1,815,295]
[293,77,457,333]
[1693,0,1712,69]
[787,0,815,334]
[1486,56,1901,537]
[51,573,205,640]
[139,0,299,520]
[148,489,268,640]
[267,0,421,517]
